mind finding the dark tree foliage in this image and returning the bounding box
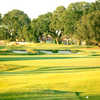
[2,9,31,41]
[0,0,100,46]
[49,6,66,44]
[31,12,52,42]
[76,10,100,45]
[63,2,91,38]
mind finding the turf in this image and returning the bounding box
[0,44,100,100]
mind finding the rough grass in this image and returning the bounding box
[0,44,100,100]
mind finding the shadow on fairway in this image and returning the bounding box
[0,56,92,62]
[1,65,100,75]
[35,66,100,72]
[0,89,99,100]
[91,54,100,56]
[0,90,84,100]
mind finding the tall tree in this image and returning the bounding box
[31,12,52,42]
[49,6,65,44]
[0,14,5,40]
[90,0,100,12]
[76,10,100,45]
[2,9,31,41]
[63,2,91,39]
[31,19,40,42]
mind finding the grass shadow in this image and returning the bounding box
[0,56,94,62]
[1,66,100,75]
[0,90,82,100]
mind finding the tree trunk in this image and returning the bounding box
[55,38,62,44]
[79,40,82,45]
[55,38,59,44]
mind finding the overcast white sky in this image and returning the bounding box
[0,0,95,19]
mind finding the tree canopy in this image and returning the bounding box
[2,9,31,41]
[31,12,52,42]
[76,10,100,45]
[0,0,100,46]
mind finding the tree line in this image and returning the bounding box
[0,0,100,45]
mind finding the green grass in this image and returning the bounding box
[0,44,100,100]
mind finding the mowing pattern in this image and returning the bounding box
[0,53,100,99]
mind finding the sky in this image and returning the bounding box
[0,0,95,19]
